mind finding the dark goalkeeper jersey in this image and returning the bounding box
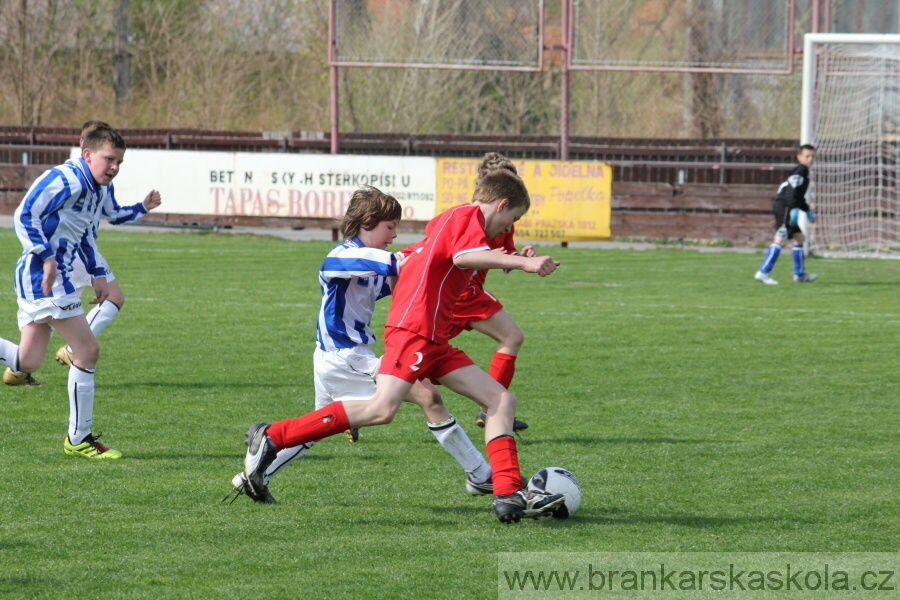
[774,163,811,212]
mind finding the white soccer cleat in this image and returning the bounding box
[793,273,818,283]
[754,271,779,285]
[465,476,493,496]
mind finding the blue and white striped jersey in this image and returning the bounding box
[13,158,105,301]
[315,237,399,351]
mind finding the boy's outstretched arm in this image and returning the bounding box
[455,250,559,277]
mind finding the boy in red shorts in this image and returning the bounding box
[236,168,564,523]
[399,153,531,432]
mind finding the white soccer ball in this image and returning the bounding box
[527,467,581,519]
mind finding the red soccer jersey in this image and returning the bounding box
[387,204,491,342]
[399,224,518,299]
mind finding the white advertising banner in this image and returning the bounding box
[76,149,437,221]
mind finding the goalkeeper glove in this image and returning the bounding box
[807,211,816,223]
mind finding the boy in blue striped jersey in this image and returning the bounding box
[229,186,493,503]
[0,124,130,458]
[52,120,161,369]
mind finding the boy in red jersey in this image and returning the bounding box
[237,168,564,523]
[398,153,532,432]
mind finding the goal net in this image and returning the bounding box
[801,33,900,258]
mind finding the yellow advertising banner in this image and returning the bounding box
[435,158,612,241]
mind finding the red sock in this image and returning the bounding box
[266,402,350,450]
[488,352,517,389]
[486,435,523,495]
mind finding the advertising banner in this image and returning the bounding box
[436,158,612,241]
[85,149,438,222]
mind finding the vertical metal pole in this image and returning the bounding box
[811,0,819,34]
[329,0,340,155]
[114,0,130,106]
[800,34,817,145]
[560,0,570,160]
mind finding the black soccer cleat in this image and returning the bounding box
[223,472,278,505]
[243,422,278,502]
[493,488,565,524]
[475,409,529,433]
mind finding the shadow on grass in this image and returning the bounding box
[122,451,339,461]
[551,513,814,528]
[825,281,900,287]
[0,576,59,590]
[0,540,36,550]
[102,382,301,390]
[527,437,721,446]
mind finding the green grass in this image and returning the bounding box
[1,230,898,599]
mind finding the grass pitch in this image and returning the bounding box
[0,230,897,599]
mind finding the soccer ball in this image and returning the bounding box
[527,467,581,519]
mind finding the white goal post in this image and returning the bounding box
[801,33,900,258]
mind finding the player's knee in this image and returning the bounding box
[106,292,125,309]
[17,353,45,373]
[498,390,517,413]
[417,388,444,411]
[504,327,525,352]
[73,339,100,365]
[368,408,397,425]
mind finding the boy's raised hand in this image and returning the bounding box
[143,190,162,211]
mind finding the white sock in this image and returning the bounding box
[67,302,119,353]
[428,416,492,483]
[88,301,120,337]
[68,365,96,444]
[0,338,19,370]
[265,441,316,480]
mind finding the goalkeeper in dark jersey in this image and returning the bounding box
[755,144,818,285]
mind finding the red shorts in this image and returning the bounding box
[380,327,475,384]
[447,288,504,340]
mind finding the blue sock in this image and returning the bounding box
[759,243,781,274]
[793,244,804,276]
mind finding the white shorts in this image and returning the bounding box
[71,255,115,291]
[17,293,84,330]
[313,345,380,410]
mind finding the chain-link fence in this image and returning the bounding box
[1,0,898,138]
[334,0,544,69]
[571,0,794,72]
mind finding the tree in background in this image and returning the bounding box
[0,0,828,139]
[0,0,330,130]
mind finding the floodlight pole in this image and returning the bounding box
[559,0,571,160]
[329,0,339,154]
